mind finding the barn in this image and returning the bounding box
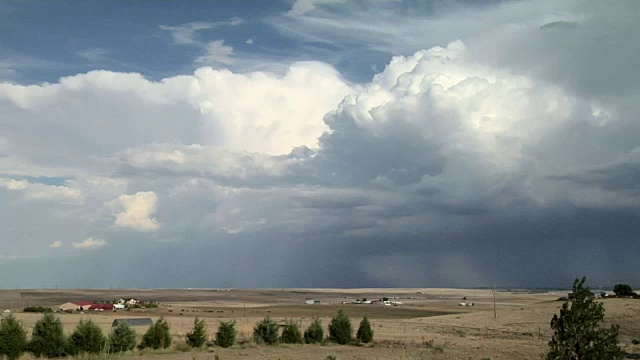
[59,301,93,311]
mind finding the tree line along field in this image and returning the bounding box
[1,286,639,359]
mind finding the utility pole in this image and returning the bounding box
[493,282,497,319]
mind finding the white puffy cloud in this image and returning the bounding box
[188,62,352,154]
[48,241,63,248]
[111,191,160,231]
[0,62,351,161]
[72,237,107,249]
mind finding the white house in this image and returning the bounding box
[126,298,139,305]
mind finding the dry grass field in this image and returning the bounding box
[1,288,639,359]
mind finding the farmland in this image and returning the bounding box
[1,288,639,359]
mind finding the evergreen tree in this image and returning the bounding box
[304,317,324,344]
[215,320,237,348]
[68,319,106,355]
[356,316,374,343]
[186,317,207,348]
[0,315,28,360]
[139,317,172,349]
[253,316,279,345]
[547,277,623,360]
[108,322,137,353]
[29,313,67,358]
[328,310,352,345]
[280,319,303,344]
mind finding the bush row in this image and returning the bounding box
[251,310,373,346]
[0,310,373,359]
[0,313,169,359]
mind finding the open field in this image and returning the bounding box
[2,288,640,359]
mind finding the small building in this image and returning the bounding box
[126,298,139,306]
[305,299,315,305]
[115,299,126,305]
[114,304,125,309]
[112,318,153,328]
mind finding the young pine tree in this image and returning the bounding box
[304,317,324,344]
[215,320,237,348]
[356,316,374,343]
[29,312,67,358]
[68,318,107,355]
[280,319,303,344]
[253,316,279,345]
[328,310,352,345]
[186,317,207,348]
[108,322,137,353]
[0,315,28,360]
[139,316,172,349]
[547,277,623,360]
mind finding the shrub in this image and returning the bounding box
[186,317,207,348]
[304,317,324,344]
[0,315,28,360]
[139,316,172,349]
[108,322,137,353]
[356,316,374,343]
[613,284,635,297]
[68,319,106,355]
[253,316,279,345]
[547,277,623,360]
[215,320,237,348]
[29,312,67,358]
[328,310,352,345]
[280,319,303,344]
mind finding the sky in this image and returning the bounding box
[1,0,639,289]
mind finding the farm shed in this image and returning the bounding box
[112,318,153,327]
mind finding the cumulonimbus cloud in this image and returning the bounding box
[1,9,639,288]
